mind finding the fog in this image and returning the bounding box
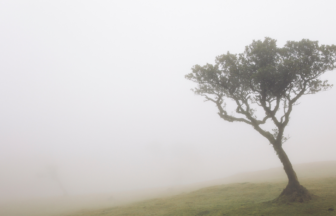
[1,0,336,205]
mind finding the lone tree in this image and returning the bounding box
[185,38,336,202]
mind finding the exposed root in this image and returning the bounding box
[273,184,313,203]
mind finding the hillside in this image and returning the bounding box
[69,177,336,216]
[1,161,336,216]
[203,160,336,186]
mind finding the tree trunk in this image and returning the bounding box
[273,145,312,203]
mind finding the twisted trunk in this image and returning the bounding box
[273,145,312,202]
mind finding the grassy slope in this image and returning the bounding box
[70,177,336,216]
[1,161,335,216]
[69,161,336,216]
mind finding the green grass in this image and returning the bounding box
[70,177,336,216]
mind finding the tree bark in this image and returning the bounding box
[274,145,300,187]
[273,145,312,202]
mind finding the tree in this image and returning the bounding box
[46,165,68,196]
[185,38,336,202]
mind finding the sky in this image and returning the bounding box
[0,0,336,200]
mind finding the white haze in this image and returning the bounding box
[0,0,336,202]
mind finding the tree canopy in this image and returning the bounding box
[186,38,336,146]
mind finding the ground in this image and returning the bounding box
[69,177,336,216]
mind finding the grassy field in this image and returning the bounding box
[69,177,336,216]
[1,162,335,216]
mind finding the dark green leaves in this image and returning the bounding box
[186,38,336,102]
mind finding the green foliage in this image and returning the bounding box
[186,38,336,100]
[185,38,336,144]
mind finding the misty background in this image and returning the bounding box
[1,0,336,202]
